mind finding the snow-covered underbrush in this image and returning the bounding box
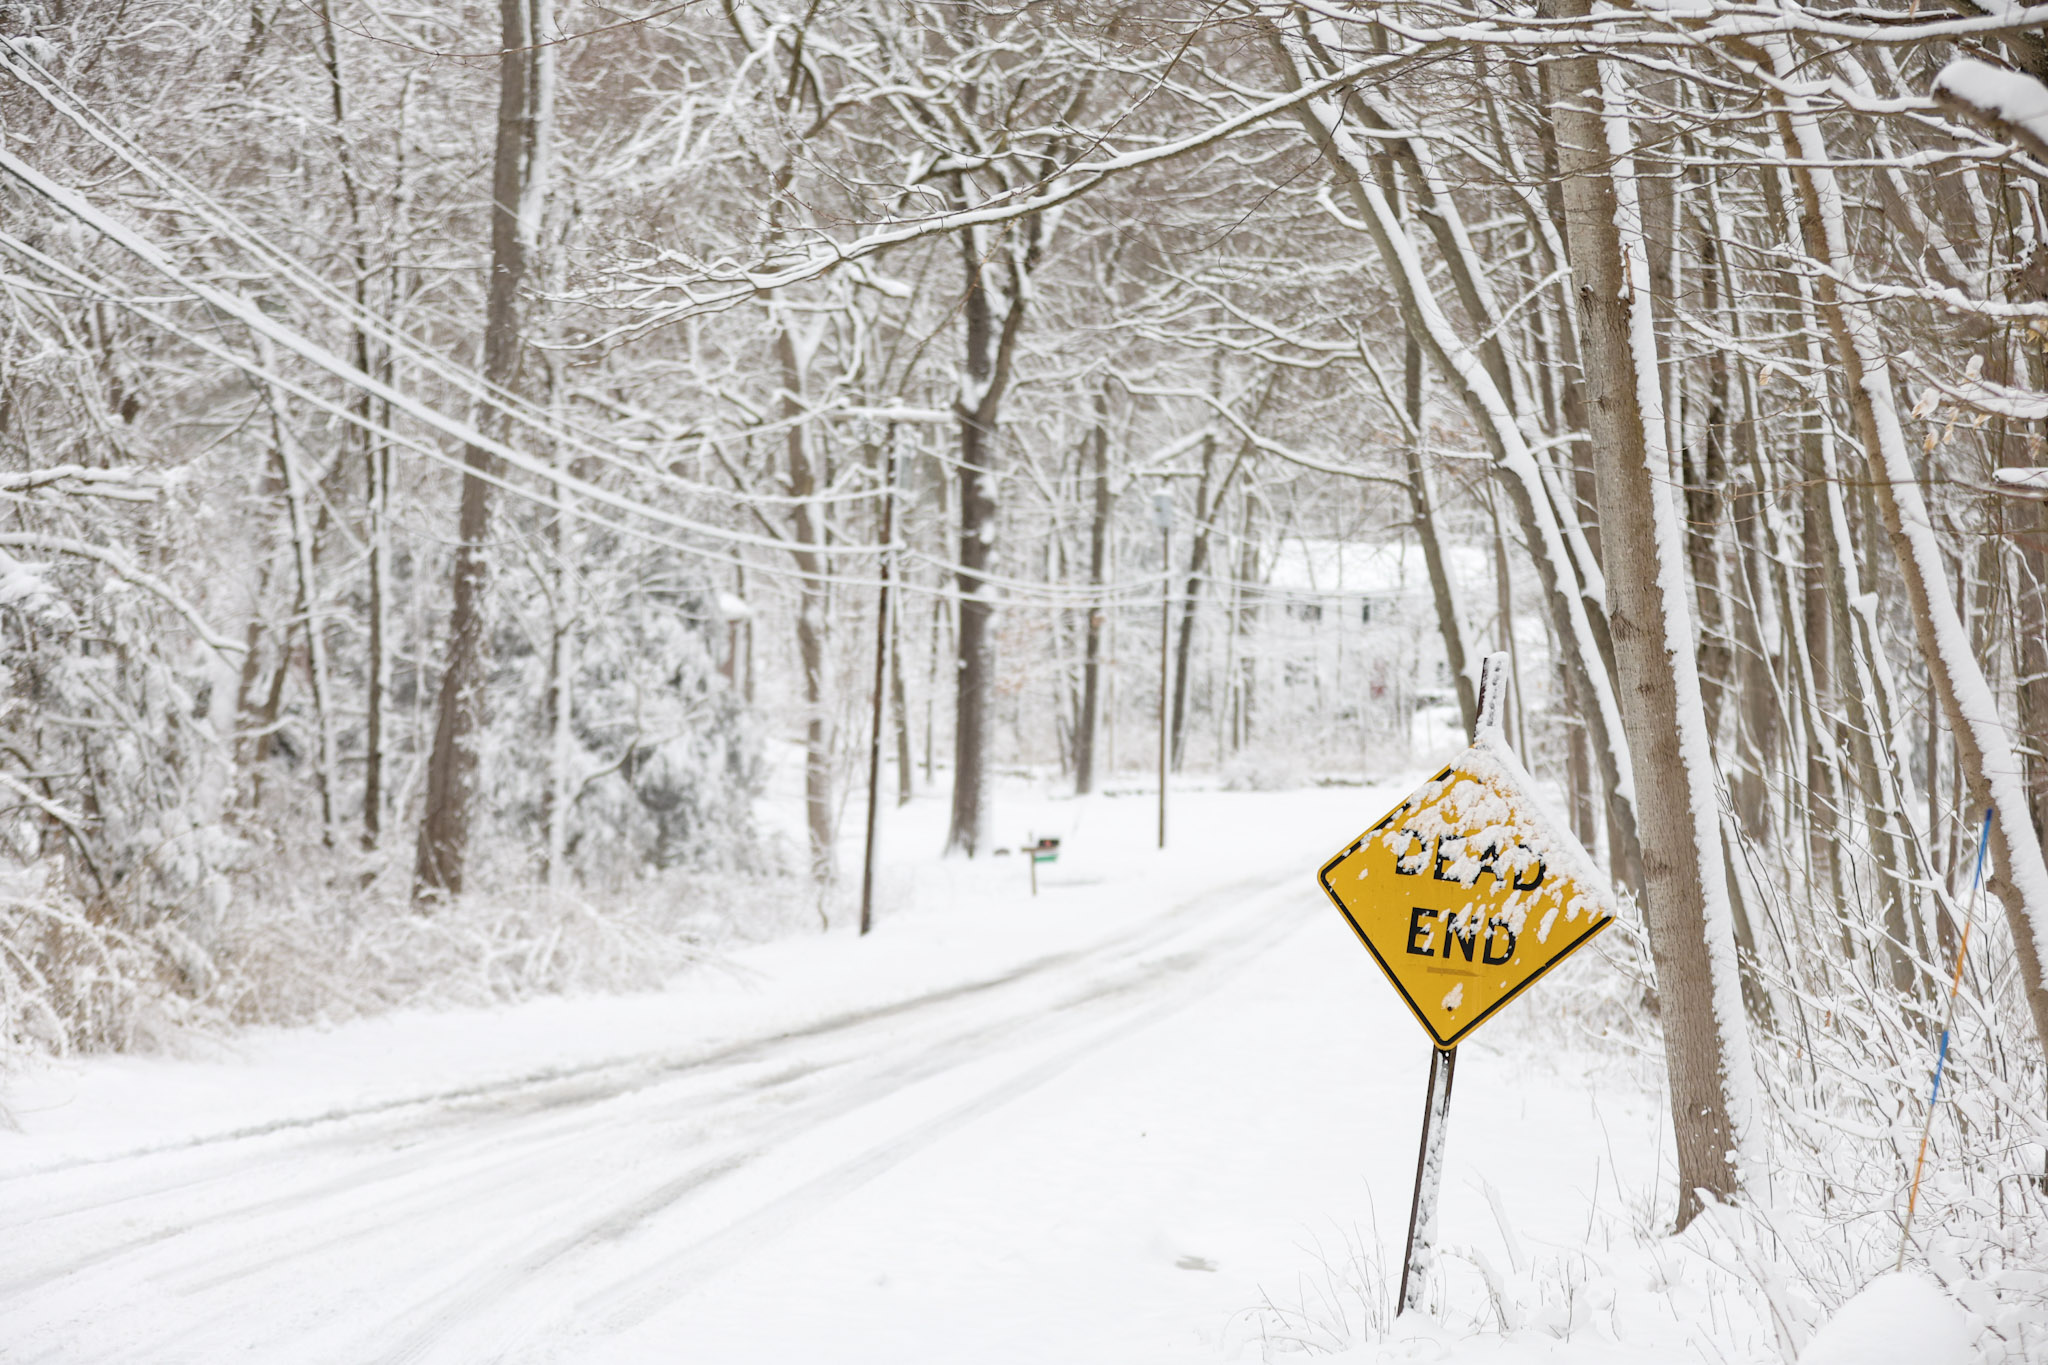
[1249,883,2048,1363]
[1727,913,2048,1363]
[0,842,808,1071]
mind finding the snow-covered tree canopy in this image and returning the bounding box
[1,0,2046,1332]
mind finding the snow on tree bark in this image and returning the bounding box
[1545,11,1760,1225]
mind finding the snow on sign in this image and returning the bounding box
[1317,735,1616,1050]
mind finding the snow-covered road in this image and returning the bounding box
[1,786,1706,1363]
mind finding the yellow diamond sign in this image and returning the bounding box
[1318,740,1617,1049]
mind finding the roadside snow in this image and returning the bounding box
[0,782,1361,1173]
[0,771,1812,1363]
[1796,1272,1973,1365]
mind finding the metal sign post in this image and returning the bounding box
[1397,654,1497,1316]
[1398,1042,1456,1314]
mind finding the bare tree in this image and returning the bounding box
[415,0,554,898]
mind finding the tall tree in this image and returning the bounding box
[946,213,1036,856]
[1543,8,1758,1225]
[415,0,554,897]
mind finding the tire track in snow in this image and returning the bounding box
[5,868,1289,1200]
[1,867,1288,1273]
[364,889,1313,1365]
[0,868,1316,1364]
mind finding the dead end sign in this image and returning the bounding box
[1317,741,1616,1049]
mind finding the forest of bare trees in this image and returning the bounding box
[4,0,2048,1309]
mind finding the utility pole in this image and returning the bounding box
[1153,489,1174,849]
[859,442,897,936]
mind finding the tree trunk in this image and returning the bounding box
[947,233,997,858]
[1545,20,1758,1227]
[776,325,835,885]
[414,0,552,898]
[1489,491,1526,753]
[1169,432,1215,773]
[946,215,1034,856]
[892,567,913,806]
[1402,335,1477,735]
[1171,393,1260,770]
[1686,230,1732,741]
[315,0,391,852]
[1075,393,1111,796]
[364,429,390,847]
[542,353,576,887]
[261,381,336,841]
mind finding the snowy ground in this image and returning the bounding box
[1,763,1816,1363]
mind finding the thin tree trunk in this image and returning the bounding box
[892,583,913,806]
[543,353,576,886]
[364,428,390,847]
[1687,229,1732,741]
[777,325,834,885]
[1400,335,1482,740]
[1171,393,1260,770]
[1266,28,1642,892]
[1769,41,2048,1062]
[233,529,284,804]
[1231,499,1250,754]
[1169,430,1215,773]
[1712,170,1780,855]
[1489,490,1526,753]
[1401,336,1477,735]
[924,593,941,789]
[316,0,389,851]
[262,380,336,840]
[1075,393,1111,795]
[544,480,576,885]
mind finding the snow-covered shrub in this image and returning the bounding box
[480,518,764,885]
[1722,875,2048,1364]
[0,874,221,1063]
[553,579,761,874]
[207,850,796,1029]
[0,520,245,1062]
[0,468,774,1067]
[1222,750,1306,792]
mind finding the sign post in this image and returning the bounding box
[1028,837,1060,897]
[1398,1041,1455,1314]
[1315,652,1619,1317]
[1152,490,1174,851]
[858,440,897,937]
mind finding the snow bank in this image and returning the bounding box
[1797,1273,1972,1365]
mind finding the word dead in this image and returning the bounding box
[1378,821,1546,892]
